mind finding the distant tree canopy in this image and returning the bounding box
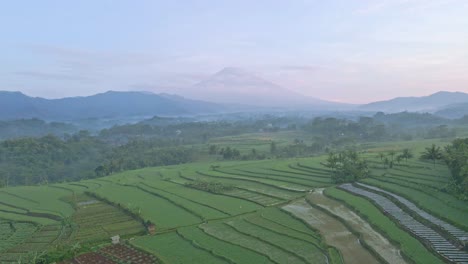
[0,118,77,140]
[0,132,105,186]
[323,150,370,183]
[0,134,195,186]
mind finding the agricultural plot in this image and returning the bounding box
[177,226,273,264]
[89,183,202,229]
[306,188,407,264]
[339,183,468,263]
[0,222,39,263]
[0,224,63,262]
[139,179,260,216]
[200,222,306,264]
[197,169,308,191]
[361,178,468,229]
[325,187,445,264]
[69,194,145,243]
[99,244,159,263]
[237,167,331,184]
[223,188,284,206]
[215,167,320,188]
[283,199,379,264]
[226,219,327,264]
[0,186,74,219]
[357,182,468,242]
[132,232,226,264]
[136,183,230,220]
[182,171,302,200]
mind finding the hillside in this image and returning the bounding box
[0,91,223,121]
[359,91,468,113]
[435,102,468,119]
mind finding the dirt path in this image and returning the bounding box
[283,199,379,264]
[308,189,407,264]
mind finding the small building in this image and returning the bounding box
[111,235,120,244]
[147,224,156,235]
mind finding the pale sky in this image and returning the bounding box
[1,0,467,103]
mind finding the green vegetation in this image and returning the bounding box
[0,115,467,263]
[444,138,468,198]
[322,150,370,183]
[185,180,234,193]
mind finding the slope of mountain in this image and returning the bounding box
[0,91,223,121]
[190,67,351,109]
[435,102,468,119]
[359,91,468,113]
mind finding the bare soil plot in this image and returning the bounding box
[283,199,379,264]
[307,189,407,264]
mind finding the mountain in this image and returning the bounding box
[190,67,350,109]
[0,91,223,121]
[359,91,468,113]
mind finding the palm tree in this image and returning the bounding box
[388,150,396,162]
[421,144,443,167]
[383,157,390,169]
[402,148,413,162]
[396,155,403,165]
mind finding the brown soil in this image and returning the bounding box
[307,189,407,264]
[283,199,379,264]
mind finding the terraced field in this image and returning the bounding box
[0,145,467,264]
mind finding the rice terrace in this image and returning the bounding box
[0,134,467,263]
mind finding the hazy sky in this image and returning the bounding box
[1,0,467,103]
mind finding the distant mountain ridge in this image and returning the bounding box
[360,91,468,116]
[0,90,223,121]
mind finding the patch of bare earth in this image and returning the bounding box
[307,189,407,264]
[283,199,379,264]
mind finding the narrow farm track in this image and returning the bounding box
[340,183,468,264]
[357,182,468,241]
[283,199,380,264]
[307,189,407,264]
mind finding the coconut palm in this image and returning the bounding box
[421,144,443,167]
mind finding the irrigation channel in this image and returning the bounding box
[339,183,468,264]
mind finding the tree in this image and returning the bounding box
[402,148,413,162]
[251,148,257,157]
[383,157,390,169]
[421,144,443,167]
[208,145,217,155]
[323,150,369,183]
[270,141,277,154]
[396,154,403,165]
[378,153,385,161]
[388,150,396,162]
